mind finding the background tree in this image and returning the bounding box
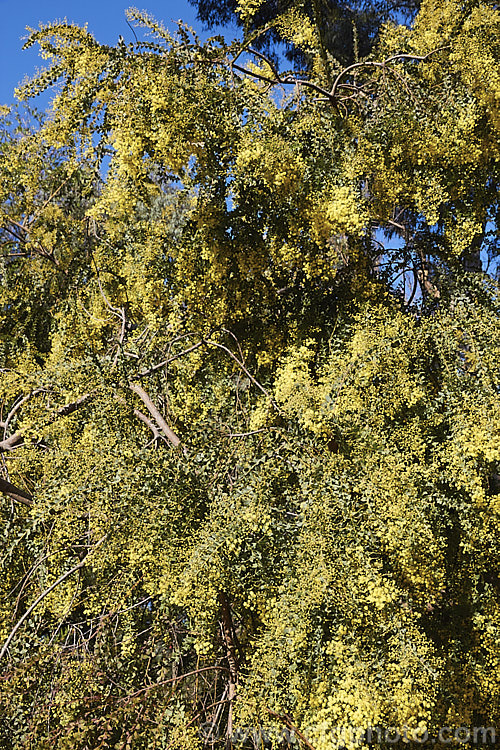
[189,0,421,67]
[0,1,499,748]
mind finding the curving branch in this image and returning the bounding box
[0,536,106,661]
[230,44,449,114]
[231,59,337,106]
[138,339,204,377]
[3,389,48,438]
[330,47,450,99]
[203,337,282,413]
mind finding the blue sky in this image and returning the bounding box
[0,0,236,106]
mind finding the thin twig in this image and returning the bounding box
[223,429,269,438]
[203,338,281,413]
[3,389,48,442]
[138,340,204,377]
[267,708,317,750]
[0,393,94,454]
[117,665,230,703]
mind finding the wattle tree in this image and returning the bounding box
[0,2,499,748]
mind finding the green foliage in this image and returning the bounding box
[1,3,499,748]
[189,0,421,67]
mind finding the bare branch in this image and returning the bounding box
[223,429,269,438]
[230,45,450,113]
[330,46,450,100]
[116,396,164,444]
[3,388,48,440]
[1,219,61,268]
[405,264,419,308]
[133,408,163,443]
[0,434,24,452]
[117,665,230,703]
[246,46,282,80]
[229,24,274,67]
[55,393,94,419]
[267,708,317,750]
[231,61,337,106]
[387,219,407,233]
[219,592,238,745]
[26,173,74,229]
[0,476,33,506]
[129,383,180,448]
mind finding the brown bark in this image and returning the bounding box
[0,477,33,506]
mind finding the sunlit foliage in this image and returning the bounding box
[0,2,499,748]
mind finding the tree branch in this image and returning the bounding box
[3,389,47,438]
[267,708,317,750]
[117,665,230,703]
[231,61,337,106]
[0,393,94,453]
[0,476,33,506]
[129,383,180,448]
[138,339,204,377]
[330,46,450,99]
[0,536,106,661]
[203,338,281,413]
[219,592,239,749]
[0,434,24,452]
